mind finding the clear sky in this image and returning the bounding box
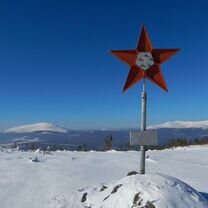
[0,0,208,130]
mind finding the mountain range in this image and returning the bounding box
[4,122,67,134]
[148,120,208,129]
[1,121,208,150]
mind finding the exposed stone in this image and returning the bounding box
[100,185,108,192]
[81,192,87,202]
[103,195,110,201]
[103,184,123,201]
[132,193,143,207]
[111,184,122,194]
[144,201,155,208]
[127,171,138,176]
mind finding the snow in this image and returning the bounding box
[4,122,67,133]
[83,173,207,208]
[148,120,208,129]
[0,145,208,208]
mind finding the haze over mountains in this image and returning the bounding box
[1,120,208,150]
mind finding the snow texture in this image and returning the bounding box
[83,173,208,208]
[0,145,208,208]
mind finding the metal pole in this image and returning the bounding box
[140,78,147,174]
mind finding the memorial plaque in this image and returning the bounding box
[130,130,158,146]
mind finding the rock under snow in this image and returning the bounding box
[82,173,208,208]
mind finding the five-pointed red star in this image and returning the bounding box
[110,26,179,92]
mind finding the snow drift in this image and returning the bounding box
[4,122,67,133]
[82,173,208,208]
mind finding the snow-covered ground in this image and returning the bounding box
[0,145,208,208]
[84,173,207,208]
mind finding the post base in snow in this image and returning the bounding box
[140,145,146,174]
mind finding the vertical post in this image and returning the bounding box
[140,78,147,174]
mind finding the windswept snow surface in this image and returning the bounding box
[84,173,207,208]
[4,122,67,133]
[148,120,208,129]
[0,145,208,208]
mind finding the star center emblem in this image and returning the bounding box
[136,52,154,70]
[110,26,179,92]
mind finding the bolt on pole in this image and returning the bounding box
[140,78,147,174]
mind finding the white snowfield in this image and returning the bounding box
[0,145,208,208]
[4,122,67,133]
[148,120,208,129]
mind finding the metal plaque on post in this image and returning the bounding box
[130,130,158,146]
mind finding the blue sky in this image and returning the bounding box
[0,0,208,130]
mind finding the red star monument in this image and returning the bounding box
[110,26,179,92]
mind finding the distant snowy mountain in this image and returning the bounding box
[149,120,208,129]
[4,122,67,133]
[1,120,208,149]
